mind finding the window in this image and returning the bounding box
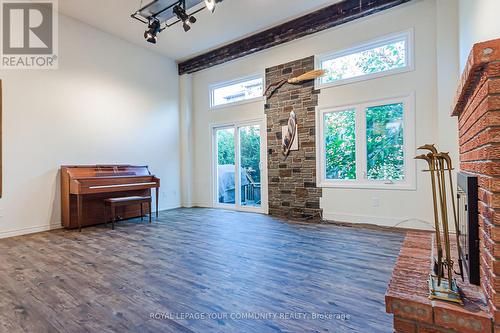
[317,31,413,88]
[210,75,264,108]
[318,95,415,189]
[324,109,356,180]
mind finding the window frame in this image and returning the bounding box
[209,73,265,110]
[315,30,414,89]
[317,94,416,190]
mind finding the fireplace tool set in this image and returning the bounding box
[415,144,464,305]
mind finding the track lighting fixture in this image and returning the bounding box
[144,18,161,44]
[132,0,225,44]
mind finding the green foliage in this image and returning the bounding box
[358,42,406,74]
[324,110,356,180]
[217,129,235,165]
[324,41,406,83]
[366,103,404,180]
[324,103,405,182]
[239,126,261,183]
[217,126,261,183]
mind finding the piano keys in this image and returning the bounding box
[61,165,160,229]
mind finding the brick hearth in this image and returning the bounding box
[265,57,322,220]
[386,232,492,333]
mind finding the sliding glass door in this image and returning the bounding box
[239,124,261,208]
[213,120,266,212]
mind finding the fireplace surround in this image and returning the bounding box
[386,38,500,333]
[452,38,500,324]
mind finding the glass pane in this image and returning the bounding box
[366,103,405,180]
[324,109,356,180]
[321,39,406,84]
[212,77,263,107]
[216,128,235,204]
[239,125,261,207]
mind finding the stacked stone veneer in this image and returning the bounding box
[452,38,500,332]
[265,56,322,220]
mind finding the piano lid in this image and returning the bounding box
[62,165,152,179]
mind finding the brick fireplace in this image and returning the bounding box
[452,38,500,331]
[265,56,322,221]
[385,38,500,333]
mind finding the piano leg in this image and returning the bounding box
[156,187,159,219]
[104,202,108,228]
[77,195,82,232]
[111,205,116,230]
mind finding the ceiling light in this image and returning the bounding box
[182,16,197,32]
[173,5,196,32]
[205,0,215,13]
[144,19,161,44]
[205,0,223,13]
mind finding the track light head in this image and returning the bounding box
[144,18,161,44]
[173,4,188,22]
[205,0,223,13]
[205,0,216,13]
[174,4,196,32]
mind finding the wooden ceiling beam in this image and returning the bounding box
[178,0,413,75]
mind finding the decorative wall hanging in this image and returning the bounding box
[415,144,463,305]
[282,111,298,160]
[264,69,325,99]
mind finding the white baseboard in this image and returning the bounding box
[189,203,213,208]
[322,211,434,231]
[159,205,181,211]
[0,223,63,239]
[0,207,182,240]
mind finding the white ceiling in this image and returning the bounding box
[58,0,340,61]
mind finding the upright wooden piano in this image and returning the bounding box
[61,165,160,229]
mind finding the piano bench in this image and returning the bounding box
[104,196,152,230]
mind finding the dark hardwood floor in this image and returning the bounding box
[0,208,404,333]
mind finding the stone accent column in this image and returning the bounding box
[265,56,322,220]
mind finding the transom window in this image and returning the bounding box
[317,31,413,87]
[318,95,415,189]
[210,75,264,108]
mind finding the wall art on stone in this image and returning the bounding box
[282,111,298,158]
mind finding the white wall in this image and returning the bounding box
[0,15,181,238]
[187,0,460,230]
[179,74,194,207]
[459,0,500,70]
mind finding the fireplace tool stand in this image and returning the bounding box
[416,144,464,305]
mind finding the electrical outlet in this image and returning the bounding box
[372,197,380,208]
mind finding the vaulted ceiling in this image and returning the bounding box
[58,0,340,61]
